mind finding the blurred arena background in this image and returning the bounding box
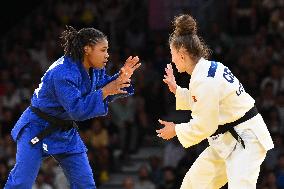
[0,0,283,189]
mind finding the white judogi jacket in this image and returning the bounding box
[175,58,274,158]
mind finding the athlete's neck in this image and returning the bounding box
[82,59,91,71]
[185,60,196,75]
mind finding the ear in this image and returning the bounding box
[84,45,91,54]
[180,48,187,61]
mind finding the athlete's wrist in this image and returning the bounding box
[102,88,109,100]
[173,85,177,95]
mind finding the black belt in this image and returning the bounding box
[212,105,258,148]
[29,106,78,146]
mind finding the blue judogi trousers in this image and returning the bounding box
[5,125,96,189]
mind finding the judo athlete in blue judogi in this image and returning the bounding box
[4,26,141,189]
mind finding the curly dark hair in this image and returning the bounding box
[60,26,107,62]
[169,14,211,63]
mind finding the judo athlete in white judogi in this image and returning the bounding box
[156,14,274,189]
[5,26,141,189]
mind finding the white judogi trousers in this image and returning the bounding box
[180,116,269,189]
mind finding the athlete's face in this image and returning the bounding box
[170,44,186,73]
[84,39,109,69]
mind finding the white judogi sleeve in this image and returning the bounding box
[175,77,220,148]
[176,86,191,110]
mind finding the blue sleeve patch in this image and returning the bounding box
[207,61,218,78]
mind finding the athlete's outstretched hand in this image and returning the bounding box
[120,56,141,80]
[156,119,176,140]
[102,74,130,99]
[163,63,177,94]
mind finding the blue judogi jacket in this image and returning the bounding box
[11,56,134,154]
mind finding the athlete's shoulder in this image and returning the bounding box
[192,58,218,80]
[45,56,64,73]
[202,59,225,78]
[50,56,81,79]
[192,59,226,86]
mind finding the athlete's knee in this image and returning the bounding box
[228,178,256,189]
[69,173,96,189]
[180,172,194,189]
[5,163,39,189]
[5,175,34,189]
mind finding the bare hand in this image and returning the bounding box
[102,75,130,99]
[163,64,177,94]
[120,56,141,80]
[156,119,176,140]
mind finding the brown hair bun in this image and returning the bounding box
[173,14,197,36]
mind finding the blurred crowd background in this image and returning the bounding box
[0,0,284,189]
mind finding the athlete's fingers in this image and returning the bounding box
[132,62,141,70]
[163,79,170,85]
[132,56,139,64]
[120,83,131,88]
[166,64,172,71]
[165,68,173,76]
[167,63,171,69]
[158,119,169,125]
[156,129,162,134]
[126,56,132,62]
[164,74,172,81]
[117,89,128,94]
[127,56,139,67]
[168,63,173,70]
[156,130,164,137]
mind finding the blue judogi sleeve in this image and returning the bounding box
[95,69,134,103]
[53,70,108,121]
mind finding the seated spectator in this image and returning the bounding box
[259,170,278,189]
[123,176,135,189]
[32,170,53,189]
[135,165,155,189]
[158,166,179,189]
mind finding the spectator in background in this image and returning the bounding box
[0,108,16,136]
[276,92,284,134]
[32,171,53,189]
[1,82,20,109]
[125,23,146,54]
[275,153,284,189]
[259,170,278,189]
[260,64,283,96]
[265,134,284,170]
[258,82,276,112]
[148,155,163,186]
[0,160,8,188]
[163,138,185,168]
[135,165,155,189]
[110,97,137,158]
[53,166,69,189]
[86,119,112,185]
[158,166,178,189]
[123,176,135,189]
[89,119,109,149]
